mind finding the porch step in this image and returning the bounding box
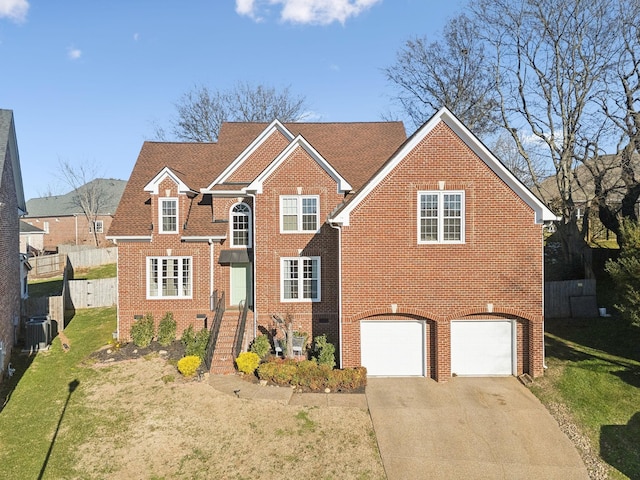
[209,310,242,375]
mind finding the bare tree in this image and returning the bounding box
[58,160,114,247]
[384,14,499,137]
[491,132,549,188]
[473,0,620,274]
[156,82,309,142]
[386,0,640,278]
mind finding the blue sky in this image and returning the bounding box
[1,0,463,200]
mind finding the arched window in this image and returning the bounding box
[231,203,251,247]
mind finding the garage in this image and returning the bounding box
[360,320,425,376]
[450,320,515,376]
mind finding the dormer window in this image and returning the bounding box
[231,202,251,247]
[160,198,178,233]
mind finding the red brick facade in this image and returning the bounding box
[339,122,546,379]
[0,155,20,376]
[110,110,554,381]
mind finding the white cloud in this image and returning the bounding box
[0,0,29,23]
[236,0,382,25]
[133,32,140,41]
[67,46,82,60]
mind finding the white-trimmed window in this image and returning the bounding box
[159,198,178,233]
[230,203,251,247]
[281,257,321,302]
[418,191,465,243]
[90,220,104,233]
[280,195,319,233]
[147,256,192,298]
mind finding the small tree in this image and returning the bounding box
[58,160,115,247]
[605,218,640,326]
[272,313,295,358]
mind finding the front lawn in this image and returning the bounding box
[531,317,640,480]
[0,307,384,479]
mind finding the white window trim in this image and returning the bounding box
[146,256,192,299]
[280,256,321,302]
[417,190,465,244]
[279,195,320,233]
[90,220,104,233]
[159,197,178,234]
[230,202,252,248]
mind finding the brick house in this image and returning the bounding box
[108,108,555,381]
[24,178,126,252]
[0,109,27,377]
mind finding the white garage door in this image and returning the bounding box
[451,320,514,376]
[361,321,425,376]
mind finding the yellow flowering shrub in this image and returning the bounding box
[235,351,261,375]
[177,355,201,377]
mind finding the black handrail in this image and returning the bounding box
[232,299,249,360]
[202,290,225,372]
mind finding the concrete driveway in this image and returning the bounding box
[366,377,589,479]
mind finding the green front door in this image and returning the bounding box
[230,263,252,308]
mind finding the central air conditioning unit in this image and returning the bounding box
[25,315,52,352]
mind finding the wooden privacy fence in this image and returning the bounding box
[66,247,117,268]
[67,278,116,308]
[31,254,67,277]
[545,279,598,319]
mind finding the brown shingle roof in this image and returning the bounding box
[108,122,407,237]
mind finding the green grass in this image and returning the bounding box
[531,317,640,479]
[27,264,116,297]
[0,307,116,479]
[72,263,116,280]
[27,279,64,297]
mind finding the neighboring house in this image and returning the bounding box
[108,107,555,381]
[536,153,640,241]
[19,220,45,255]
[24,178,126,252]
[0,109,27,377]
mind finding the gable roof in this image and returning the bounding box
[109,121,407,238]
[0,109,26,215]
[246,134,353,194]
[26,178,127,217]
[536,153,640,206]
[330,107,558,226]
[19,221,45,234]
[206,121,407,193]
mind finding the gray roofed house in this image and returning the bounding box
[19,220,45,255]
[23,178,126,251]
[26,178,126,216]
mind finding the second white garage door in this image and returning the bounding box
[361,320,425,376]
[451,320,515,376]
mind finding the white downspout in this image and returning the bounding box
[209,239,214,311]
[329,221,343,369]
[248,193,257,339]
[542,230,547,370]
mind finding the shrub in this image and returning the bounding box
[249,334,271,359]
[256,358,366,391]
[177,355,201,377]
[182,325,210,360]
[312,334,336,368]
[236,352,261,375]
[606,218,640,326]
[130,313,155,347]
[157,312,177,346]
